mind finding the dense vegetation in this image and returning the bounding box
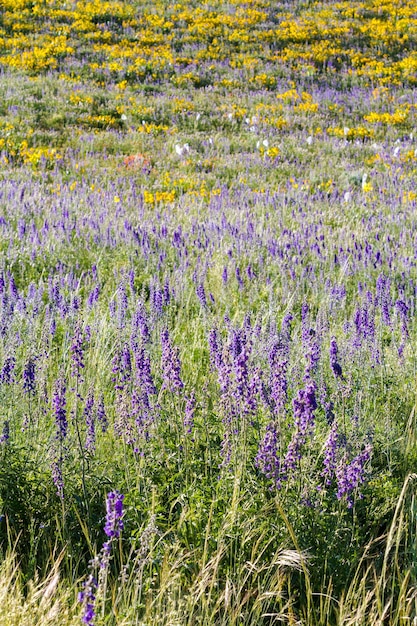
[0,0,417,623]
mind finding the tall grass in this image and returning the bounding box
[1,474,417,624]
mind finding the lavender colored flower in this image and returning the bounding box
[235,266,244,289]
[196,283,207,308]
[395,299,409,338]
[112,344,132,391]
[163,280,171,305]
[133,302,150,343]
[8,273,19,300]
[229,327,250,404]
[53,378,67,441]
[0,356,15,384]
[208,327,223,371]
[376,273,392,326]
[281,312,293,343]
[87,285,100,307]
[96,393,108,433]
[283,379,317,475]
[255,422,282,488]
[336,444,372,507]
[329,337,343,378]
[301,302,310,344]
[71,325,85,380]
[321,421,338,486]
[151,286,164,316]
[128,268,135,294]
[22,357,36,395]
[104,490,124,539]
[269,342,288,414]
[133,344,156,397]
[78,574,97,626]
[161,328,183,391]
[0,420,9,444]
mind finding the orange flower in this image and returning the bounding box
[123,154,152,173]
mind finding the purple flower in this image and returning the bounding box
[376,273,392,326]
[78,574,97,626]
[104,490,124,539]
[133,302,150,343]
[53,378,67,441]
[395,299,409,338]
[71,326,85,380]
[329,337,343,378]
[281,312,293,342]
[0,420,9,444]
[283,379,317,475]
[235,266,244,289]
[196,283,207,308]
[96,393,108,433]
[87,285,100,307]
[336,444,372,507]
[133,344,156,397]
[255,421,282,488]
[321,421,338,485]
[112,344,132,391]
[269,342,288,415]
[151,285,164,316]
[161,329,183,391]
[23,357,36,395]
[0,356,15,384]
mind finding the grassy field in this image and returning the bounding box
[0,0,417,623]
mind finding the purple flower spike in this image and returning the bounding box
[71,325,85,380]
[53,378,67,441]
[0,356,15,384]
[0,420,9,444]
[329,337,343,378]
[255,421,282,488]
[321,421,338,486]
[78,574,97,626]
[104,490,124,539]
[161,328,183,391]
[23,357,36,395]
[336,444,372,507]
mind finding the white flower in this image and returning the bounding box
[175,143,190,156]
[306,136,313,145]
[361,173,368,190]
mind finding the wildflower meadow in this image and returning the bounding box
[0,0,417,623]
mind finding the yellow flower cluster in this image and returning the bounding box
[0,0,415,88]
